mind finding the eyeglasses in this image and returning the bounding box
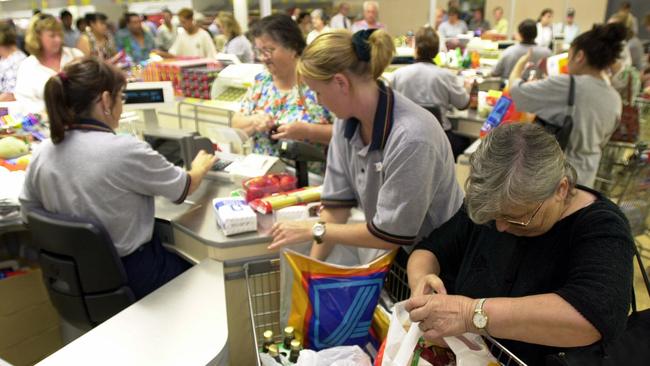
[254,47,276,58]
[501,200,545,227]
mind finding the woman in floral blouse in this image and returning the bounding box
[232,14,332,159]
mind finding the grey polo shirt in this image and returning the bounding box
[321,82,464,245]
[491,43,552,78]
[389,62,469,131]
[20,126,190,257]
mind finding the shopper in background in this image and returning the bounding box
[352,1,385,32]
[611,12,644,71]
[116,12,156,64]
[0,24,27,102]
[492,19,551,78]
[142,15,158,36]
[75,17,87,35]
[77,13,119,63]
[509,23,626,188]
[296,12,312,39]
[559,8,580,46]
[438,7,468,38]
[468,7,490,34]
[535,8,553,49]
[59,10,79,48]
[268,29,463,263]
[231,15,332,160]
[491,6,508,35]
[407,123,633,366]
[329,2,351,31]
[20,58,217,300]
[15,14,83,114]
[306,9,330,45]
[618,1,639,35]
[215,11,254,63]
[388,26,470,159]
[168,8,217,59]
[156,8,176,52]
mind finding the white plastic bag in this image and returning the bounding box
[381,301,431,366]
[296,345,372,366]
[381,301,499,366]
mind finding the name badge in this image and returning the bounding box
[374,162,383,172]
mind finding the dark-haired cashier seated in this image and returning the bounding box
[405,123,634,366]
[19,58,217,299]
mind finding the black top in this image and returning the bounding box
[414,186,634,366]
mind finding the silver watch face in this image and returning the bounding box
[473,312,488,329]
[313,223,325,237]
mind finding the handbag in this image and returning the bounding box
[610,73,640,143]
[535,75,575,150]
[545,244,650,366]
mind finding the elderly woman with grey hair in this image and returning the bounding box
[306,9,330,45]
[405,123,634,366]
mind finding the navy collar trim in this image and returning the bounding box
[67,118,115,134]
[343,81,395,151]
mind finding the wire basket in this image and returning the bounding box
[244,256,527,366]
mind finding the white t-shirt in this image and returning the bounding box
[169,28,218,59]
[306,26,331,45]
[15,47,83,114]
[535,23,553,48]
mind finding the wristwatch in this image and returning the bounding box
[472,298,489,333]
[312,222,326,244]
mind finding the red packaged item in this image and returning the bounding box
[242,173,297,202]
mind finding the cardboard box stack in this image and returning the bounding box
[0,268,62,366]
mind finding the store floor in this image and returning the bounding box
[634,234,650,310]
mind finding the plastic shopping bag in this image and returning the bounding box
[379,301,499,366]
[280,248,396,350]
[296,345,372,366]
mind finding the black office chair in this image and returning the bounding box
[27,209,135,330]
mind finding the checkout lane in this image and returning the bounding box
[5,43,492,365]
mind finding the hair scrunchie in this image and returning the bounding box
[57,72,68,82]
[351,29,377,62]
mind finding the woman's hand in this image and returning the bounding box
[271,121,310,141]
[411,274,448,298]
[251,113,274,134]
[406,294,476,342]
[268,221,313,249]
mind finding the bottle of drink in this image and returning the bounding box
[262,330,274,353]
[282,326,295,350]
[289,339,301,363]
[469,80,479,110]
[268,344,282,363]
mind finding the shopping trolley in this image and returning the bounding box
[244,254,527,366]
[603,143,650,267]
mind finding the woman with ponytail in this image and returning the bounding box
[268,29,464,263]
[509,22,627,188]
[20,58,217,299]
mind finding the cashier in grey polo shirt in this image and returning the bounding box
[269,29,464,261]
[19,58,217,299]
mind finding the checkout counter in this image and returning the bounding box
[32,59,477,365]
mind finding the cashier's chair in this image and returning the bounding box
[27,209,135,332]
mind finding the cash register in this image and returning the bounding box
[209,64,265,112]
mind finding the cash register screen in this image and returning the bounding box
[123,89,165,104]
